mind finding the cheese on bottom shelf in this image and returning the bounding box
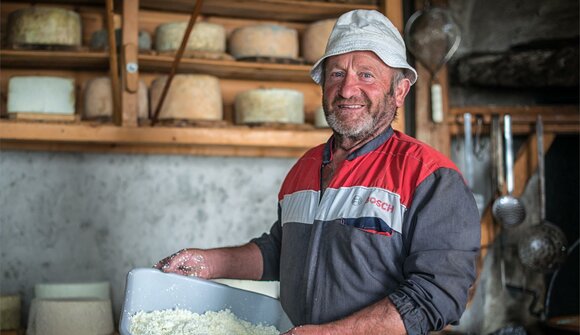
[155,21,226,53]
[7,76,75,115]
[235,89,304,124]
[229,25,298,60]
[150,74,223,121]
[27,298,114,335]
[83,77,149,120]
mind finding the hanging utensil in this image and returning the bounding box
[492,114,526,228]
[517,115,568,272]
[405,2,461,123]
[464,113,485,215]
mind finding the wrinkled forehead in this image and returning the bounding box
[324,51,393,73]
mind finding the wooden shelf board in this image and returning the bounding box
[138,54,313,82]
[139,0,377,21]
[448,105,580,135]
[0,50,314,82]
[0,120,332,157]
[0,50,109,70]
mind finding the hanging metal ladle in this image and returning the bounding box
[517,115,568,272]
[404,2,461,123]
[492,114,526,228]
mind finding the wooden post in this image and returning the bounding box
[121,0,139,127]
[380,0,406,133]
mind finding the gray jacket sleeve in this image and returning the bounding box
[388,168,481,334]
[250,205,283,281]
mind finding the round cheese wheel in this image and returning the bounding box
[83,77,149,120]
[27,298,114,335]
[155,21,226,53]
[7,7,81,47]
[314,106,330,128]
[235,89,304,124]
[8,76,75,115]
[229,25,298,60]
[150,74,223,121]
[302,19,336,64]
[0,295,20,330]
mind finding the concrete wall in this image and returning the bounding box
[0,151,295,325]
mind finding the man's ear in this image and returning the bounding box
[395,78,411,108]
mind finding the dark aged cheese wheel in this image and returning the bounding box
[155,21,226,53]
[302,19,336,64]
[150,74,223,121]
[83,77,149,120]
[235,89,304,124]
[7,7,81,47]
[229,25,299,60]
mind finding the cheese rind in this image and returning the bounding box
[8,76,75,115]
[83,77,149,119]
[235,89,304,124]
[302,19,336,64]
[150,74,223,121]
[229,25,298,59]
[155,21,226,53]
[7,7,81,47]
[27,298,114,335]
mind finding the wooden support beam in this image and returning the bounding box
[121,0,139,127]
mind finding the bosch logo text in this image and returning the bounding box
[366,197,394,212]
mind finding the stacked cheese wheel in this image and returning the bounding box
[83,77,149,120]
[7,7,81,47]
[155,21,226,53]
[229,24,299,60]
[150,74,223,121]
[235,89,304,125]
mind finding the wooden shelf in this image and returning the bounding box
[0,50,109,70]
[447,105,580,135]
[0,120,332,157]
[0,50,313,82]
[140,0,377,21]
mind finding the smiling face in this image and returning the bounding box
[322,51,410,143]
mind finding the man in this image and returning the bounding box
[155,9,480,335]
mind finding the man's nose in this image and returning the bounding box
[338,72,360,99]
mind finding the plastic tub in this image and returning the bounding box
[119,268,293,334]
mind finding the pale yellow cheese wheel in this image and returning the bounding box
[229,25,298,59]
[150,74,223,121]
[235,89,304,124]
[7,7,81,47]
[83,77,149,119]
[27,298,114,335]
[302,19,336,64]
[155,21,226,53]
[314,106,330,128]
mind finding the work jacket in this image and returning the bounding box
[252,127,481,334]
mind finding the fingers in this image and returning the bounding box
[154,249,210,278]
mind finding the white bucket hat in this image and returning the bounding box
[310,9,417,86]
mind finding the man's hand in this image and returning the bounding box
[154,248,212,278]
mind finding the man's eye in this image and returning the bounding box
[330,71,345,78]
[361,72,374,79]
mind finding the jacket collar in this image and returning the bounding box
[322,126,394,164]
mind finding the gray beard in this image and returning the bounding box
[323,91,397,142]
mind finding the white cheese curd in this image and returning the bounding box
[130,308,280,335]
